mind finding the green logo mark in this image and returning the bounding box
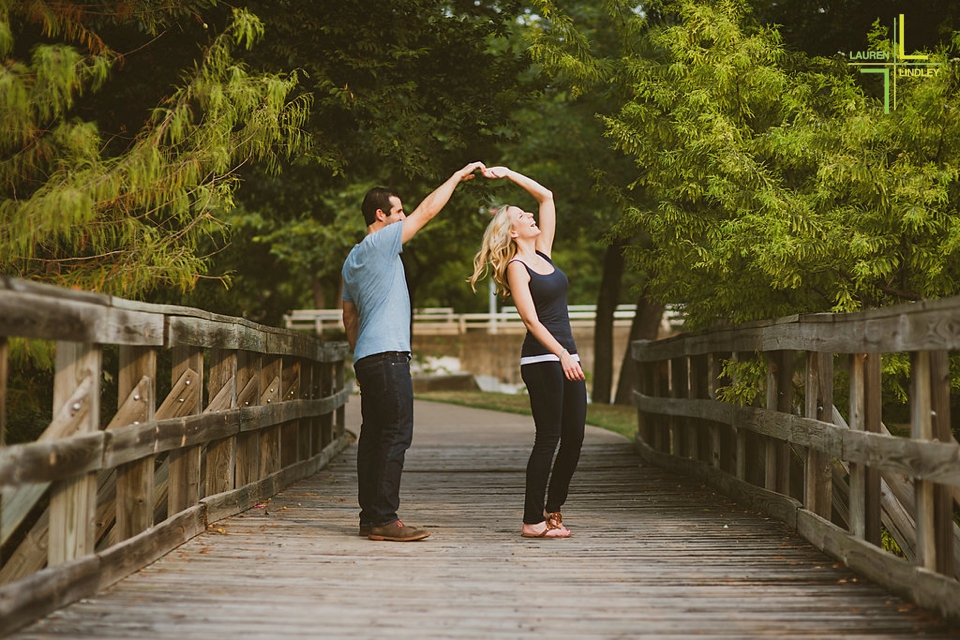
[847,14,942,113]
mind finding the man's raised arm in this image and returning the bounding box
[401,161,485,244]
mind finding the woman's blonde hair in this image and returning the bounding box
[468,205,518,297]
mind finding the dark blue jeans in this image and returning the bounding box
[521,360,586,524]
[354,351,414,528]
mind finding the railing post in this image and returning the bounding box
[205,348,237,497]
[689,354,710,464]
[167,346,203,516]
[48,342,100,565]
[334,356,346,440]
[297,357,312,460]
[115,345,157,540]
[765,351,793,494]
[280,357,301,467]
[259,355,282,477]
[306,358,321,456]
[653,360,670,453]
[235,350,261,486]
[911,350,937,570]
[848,353,881,543]
[671,356,690,458]
[0,337,7,447]
[864,353,882,544]
[803,351,833,520]
[710,352,732,472]
[320,358,334,448]
[732,352,750,482]
[928,350,955,577]
[914,350,955,575]
[636,356,654,445]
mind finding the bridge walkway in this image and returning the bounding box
[14,400,960,638]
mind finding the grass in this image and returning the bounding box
[415,390,638,440]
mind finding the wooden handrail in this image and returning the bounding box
[631,295,960,625]
[0,277,350,633]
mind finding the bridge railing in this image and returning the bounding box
[0,277,350,633]
[631,296,960,624]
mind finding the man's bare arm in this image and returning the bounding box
[401,161,485,244]
[342,301,359,351]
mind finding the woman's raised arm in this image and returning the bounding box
[483,166,556,256]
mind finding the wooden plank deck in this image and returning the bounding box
[13,400,960,638]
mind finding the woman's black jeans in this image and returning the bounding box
[520,360,586,524]
[354,351,414,528]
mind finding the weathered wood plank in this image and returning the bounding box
[47,343,100,567]
[1,372,97,545]
[0,337,6,448]
[96,505,207,590]
[804,351,833,519]
[929,350,956,578]
[634,392,960,486]
[102,412,238,468]
[634,295,960,361]
[634,437,802,529]
[0,285,163,346]
[114,346,157,543]
[912,350,938,571]
[201,435,349,523]
[633,394,846,458]
[798,508,960,625]
[14,416,959,638]
[204,348,237,498]
[0,553,100,633]
[0,433,104,487]
[167,347,203,519]
[842,430,960,486]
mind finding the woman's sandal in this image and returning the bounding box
[545,511,571,536]
[521,513,571,538]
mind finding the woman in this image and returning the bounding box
[470,166,586,538]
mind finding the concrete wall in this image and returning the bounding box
[412,325,634,397]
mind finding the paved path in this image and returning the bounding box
[347,395,630,446]
[15,399,960,638]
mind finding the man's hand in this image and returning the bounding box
[458,161,486,181]
[402,161,487,244]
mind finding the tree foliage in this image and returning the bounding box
[168,0,532,322]
[0,1,310,297]
[532,0,960,329]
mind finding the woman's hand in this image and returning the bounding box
[482,166,511,180]
[560,350,585,381]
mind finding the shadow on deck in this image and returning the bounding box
[15,400,960,639]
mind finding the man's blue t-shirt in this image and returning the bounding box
[341,222,410,362]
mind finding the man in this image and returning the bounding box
[342,161,485,541]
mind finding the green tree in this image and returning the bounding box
[0,1,310,297]
[531,0,663,402]
[173,0,531,325]
[532,0,960,330]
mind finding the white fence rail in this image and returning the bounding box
[285,304,685,336]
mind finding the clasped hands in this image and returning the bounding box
[457,162,512,182]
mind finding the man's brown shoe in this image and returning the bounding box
[367,520,430,542]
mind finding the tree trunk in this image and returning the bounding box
[591,240,625,404]
[312,276,325,308]
[614,295,665,405]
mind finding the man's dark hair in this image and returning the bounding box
[361,187,400,226]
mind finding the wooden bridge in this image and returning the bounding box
[2,277,960,637]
